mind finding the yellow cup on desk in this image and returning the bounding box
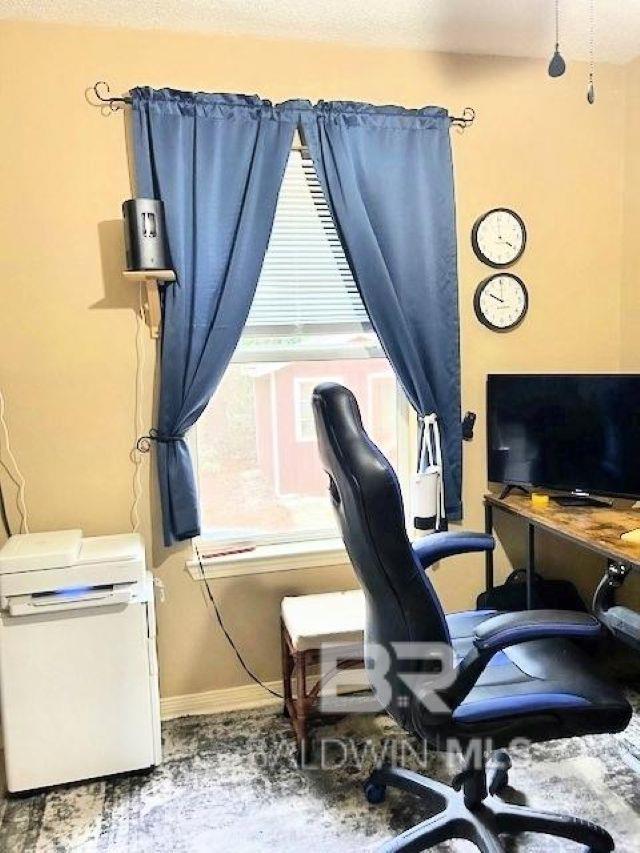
[621,528,640,544]
[531,493,550,508]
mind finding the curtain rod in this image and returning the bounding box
[90,81,476,129]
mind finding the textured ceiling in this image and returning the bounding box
[3,0,640,64]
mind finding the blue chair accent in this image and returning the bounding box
[312,382,631,853]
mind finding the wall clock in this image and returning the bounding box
[474,274,528,331]
[471,208,526,268]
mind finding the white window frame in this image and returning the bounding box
[367,371,397,429]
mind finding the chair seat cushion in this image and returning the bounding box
[440,609,632,740]
[281,589,365,652]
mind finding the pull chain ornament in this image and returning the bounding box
[548,0,566,77]
[587,0,596,103]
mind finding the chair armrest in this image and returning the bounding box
[412,532,494,569]
[597,606,640,651]
[438,610,601,714]
[473,610,602,654]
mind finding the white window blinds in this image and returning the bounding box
[245,150,369,335]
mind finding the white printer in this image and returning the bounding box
[0,529,162,792]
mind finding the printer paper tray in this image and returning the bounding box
[6,587,134,616]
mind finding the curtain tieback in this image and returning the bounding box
[136,428,186,453]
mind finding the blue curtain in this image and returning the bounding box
[301,102,462,520]
[132,88,297,545]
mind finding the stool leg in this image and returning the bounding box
[281,621,294,719]
[295,650,309,763]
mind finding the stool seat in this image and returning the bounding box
[281,589,365,652]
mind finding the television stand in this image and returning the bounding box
[551,492,614,509]
[499,484,532,500]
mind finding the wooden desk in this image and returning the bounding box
[483,493,640,608]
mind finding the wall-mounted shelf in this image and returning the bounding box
[122,270,176,338]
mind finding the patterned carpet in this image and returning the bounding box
[2,691,640,853]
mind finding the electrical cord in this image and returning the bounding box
[195,543,283,700]
[0,388,29,534]
[130,285,146,533]
[0,476,11,538]
[0,458,22,538]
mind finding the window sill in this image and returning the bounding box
[186,537,349,580]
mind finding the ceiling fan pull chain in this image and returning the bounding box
[548,0,567,77]
[587,0,596,103]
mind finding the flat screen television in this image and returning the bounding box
[487,374,640,500]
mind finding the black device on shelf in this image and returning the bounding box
[122,198,168,271]
[487,374,640,504]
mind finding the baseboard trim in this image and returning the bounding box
[160,680,283,720]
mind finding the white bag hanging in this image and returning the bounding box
[411,414,446,532]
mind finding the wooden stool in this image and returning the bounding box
[280,589,365,762]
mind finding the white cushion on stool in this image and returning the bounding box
[281,589,365,652]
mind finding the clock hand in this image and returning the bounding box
[488,292,504,303]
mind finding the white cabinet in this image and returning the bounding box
[0,532,161,792]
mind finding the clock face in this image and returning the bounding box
[474,274,528,331]
[471,208,526,268]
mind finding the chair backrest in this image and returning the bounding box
[312,382,451,729]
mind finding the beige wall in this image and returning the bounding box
[622,57,640,369]
[0,21,633,699]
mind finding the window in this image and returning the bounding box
[193,149,401,547]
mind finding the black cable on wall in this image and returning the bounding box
[0,478,12,538]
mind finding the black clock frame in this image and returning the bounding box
[473,273,529,332]
[471,207,527,268]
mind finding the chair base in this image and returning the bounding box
[366,762,614,853]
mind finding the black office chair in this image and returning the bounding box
[312,382,631,853]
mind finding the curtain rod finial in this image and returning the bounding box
[88,80,132,112]
[450,107,476,130]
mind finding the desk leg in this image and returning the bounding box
[484,503,494,592]
[527,523,535,610]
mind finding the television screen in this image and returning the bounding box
[487,374,640,499]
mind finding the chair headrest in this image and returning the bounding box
[312,381,365,467]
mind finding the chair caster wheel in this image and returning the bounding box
[488,767,509,795]
[364,781,387,804]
